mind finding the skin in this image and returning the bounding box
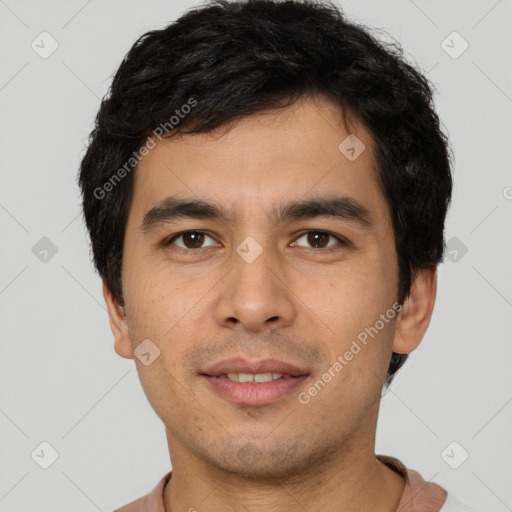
[103,94,437,511]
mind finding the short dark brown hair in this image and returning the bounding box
[78,0,453,385]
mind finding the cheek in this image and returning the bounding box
[123,264,209,366]
[312,262,391,317]
[304,257,398,361]
[124,252,182,325]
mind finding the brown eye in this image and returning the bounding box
[307,232,329,248]
[294,231,346,250]
[166,231,216,250]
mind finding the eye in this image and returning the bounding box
[164,230,348,252]
[165,231,218,250]
[292,230,348,250]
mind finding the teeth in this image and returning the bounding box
[220,372,291,383]
[238,372,256,383]
[254,372,279,383]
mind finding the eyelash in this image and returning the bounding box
[164,230,349,252]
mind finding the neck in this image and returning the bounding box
[163,429,405,512]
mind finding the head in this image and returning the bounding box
[79,0,452,479]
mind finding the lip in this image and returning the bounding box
[199,357,310,406]
[201,374,309,406]
[200,357,309,377]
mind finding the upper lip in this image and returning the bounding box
[200,357,310,377]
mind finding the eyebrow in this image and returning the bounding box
[140,194,372,233]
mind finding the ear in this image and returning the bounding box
[392,268,437,354]
[102,278,134,359]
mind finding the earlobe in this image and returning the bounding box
[102,279,134,360]
[392,268,437,355]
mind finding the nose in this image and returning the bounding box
[214,242,296,333]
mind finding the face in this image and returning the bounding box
[105,94,433,480]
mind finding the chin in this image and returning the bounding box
[204,438,329,483]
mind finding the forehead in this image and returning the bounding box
[129,95,388,225]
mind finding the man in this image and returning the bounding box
[78,1,477,510]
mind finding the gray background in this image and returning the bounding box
[1,0,511,510]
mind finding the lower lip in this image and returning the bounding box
[201,375,308,406]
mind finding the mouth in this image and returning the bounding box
[214,372,297,382]
[199,358,310,406]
